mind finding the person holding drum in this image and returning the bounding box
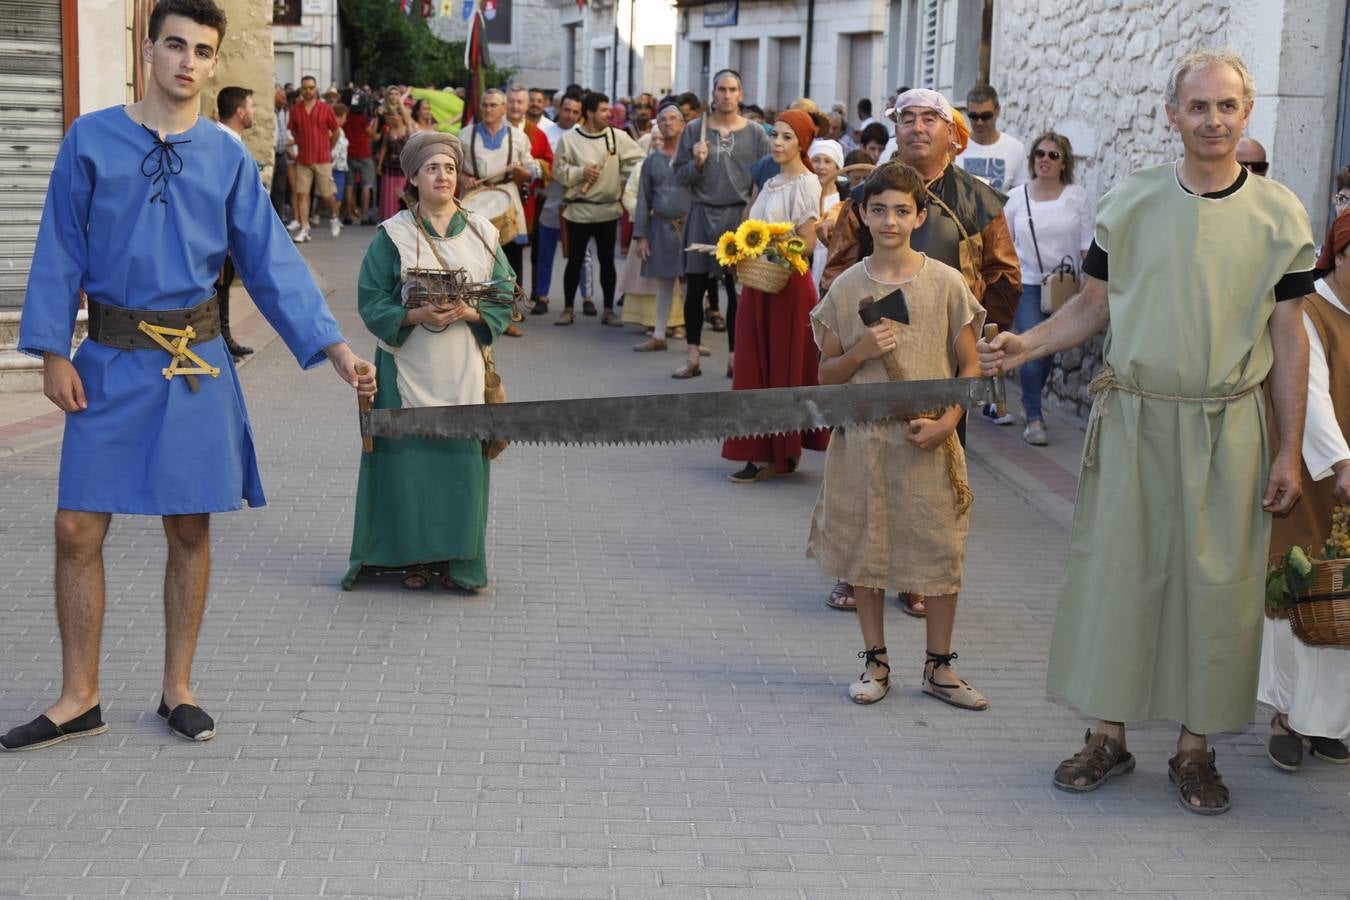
[460,88,539,338]
[554,90,644,326]
[345,131,515,592]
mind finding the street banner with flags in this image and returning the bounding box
[462,1,489,127]
[461,0,474,19]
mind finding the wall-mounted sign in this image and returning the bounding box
[301,0,325,13]
[703,1,737,27]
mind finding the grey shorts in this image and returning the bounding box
[348,156,376,188]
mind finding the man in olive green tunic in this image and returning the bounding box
[979,50,1316,815]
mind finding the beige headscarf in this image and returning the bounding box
[399,131,464,180]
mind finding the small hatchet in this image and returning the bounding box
[859,288,910,382]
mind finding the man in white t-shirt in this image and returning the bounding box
[955,84,1027,192]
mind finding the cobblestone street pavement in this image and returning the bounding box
[2,227,1348,899]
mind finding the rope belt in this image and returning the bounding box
[1082,365,1260,468]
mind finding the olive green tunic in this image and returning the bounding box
[343,211,513,590]
[1046,164,1315,733]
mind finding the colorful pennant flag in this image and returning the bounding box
[461,0,475,20]
[483,0,497,19]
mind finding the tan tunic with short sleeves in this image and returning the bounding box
[806,257,985,595]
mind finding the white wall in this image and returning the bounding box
[76,0,129,112]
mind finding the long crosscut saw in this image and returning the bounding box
[358,375,1005,448]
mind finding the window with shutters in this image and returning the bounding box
[920,0,938,89]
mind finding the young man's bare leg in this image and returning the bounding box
[161,513,210,710]
[44,509,112,723]
[295,190,311,229]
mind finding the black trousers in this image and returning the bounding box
[502,241,524,283]
[270,151,289,219]
[702,272,734,313]
[563,218,618,309]
[683,271,737,350]
[216,254,236,336]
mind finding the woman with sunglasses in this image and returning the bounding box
[999,132,1094,445]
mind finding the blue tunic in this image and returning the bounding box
[17,106,346,515]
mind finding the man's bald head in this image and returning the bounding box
[1236,137,1268,176]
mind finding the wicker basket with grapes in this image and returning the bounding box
[1265,504,1350,647]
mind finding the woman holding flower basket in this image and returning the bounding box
[720,109,830,482]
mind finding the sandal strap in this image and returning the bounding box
[857,646,890,680]
[1170,748,1228,804]
[1057,729,1130,782]
[925,650,959,669]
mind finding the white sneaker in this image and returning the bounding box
[309,214,320,226]
[292,229,311,244]
[329,217,342,238]
[981,403,1016,426]
[1023,419,1049,446]
[285,219,302,231]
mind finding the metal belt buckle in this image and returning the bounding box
[136,320,220,393]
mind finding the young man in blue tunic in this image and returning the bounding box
[0,0,376,752]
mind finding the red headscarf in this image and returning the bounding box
[775,109,816,173]
[1316,208,1350,274]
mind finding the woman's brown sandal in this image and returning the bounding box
[825,581,856,611]
[1052,729,1135,792]
[897,593,927,617]
[921,651,988,711]
[401,566,433,590]
[1168,748,1231,815]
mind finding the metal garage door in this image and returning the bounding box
[0,0,65,309]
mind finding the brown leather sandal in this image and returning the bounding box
[1168,747,1231,815]
[825,581,856,611]
[401,565,433,590]
[1052,729,1136,792]
[897,593,927,617]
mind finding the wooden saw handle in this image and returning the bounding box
[357,363,373,453]
[982,324,1007,418]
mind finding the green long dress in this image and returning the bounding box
[343,211,513,589]
[1045,164,1315,734]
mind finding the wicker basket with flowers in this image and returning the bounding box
[713,220,811,293]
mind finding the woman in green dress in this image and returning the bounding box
[343,131,515,591]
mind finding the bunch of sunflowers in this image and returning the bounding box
[715,220,811,276]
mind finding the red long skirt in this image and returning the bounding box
[721,270,830,471]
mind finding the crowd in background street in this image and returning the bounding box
[212,48,1350,814]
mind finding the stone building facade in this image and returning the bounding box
[669,0,985,116]
[992,0,1349,414]
[553,0,677,99]
[272,0,341,92]
[430,0,563,92]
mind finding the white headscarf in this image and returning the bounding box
[807,139,844,170]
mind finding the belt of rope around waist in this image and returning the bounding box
[1082,364,1259,468]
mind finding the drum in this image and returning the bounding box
[461,185,520,245]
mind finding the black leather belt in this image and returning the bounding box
[86,296,221,350]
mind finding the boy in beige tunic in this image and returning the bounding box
[979,50,1315,814]
[808,164,987,709]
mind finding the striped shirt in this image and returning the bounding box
[288,100,338,166]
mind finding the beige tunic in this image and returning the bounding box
[379,209,499,409]
[806,257,985,595]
